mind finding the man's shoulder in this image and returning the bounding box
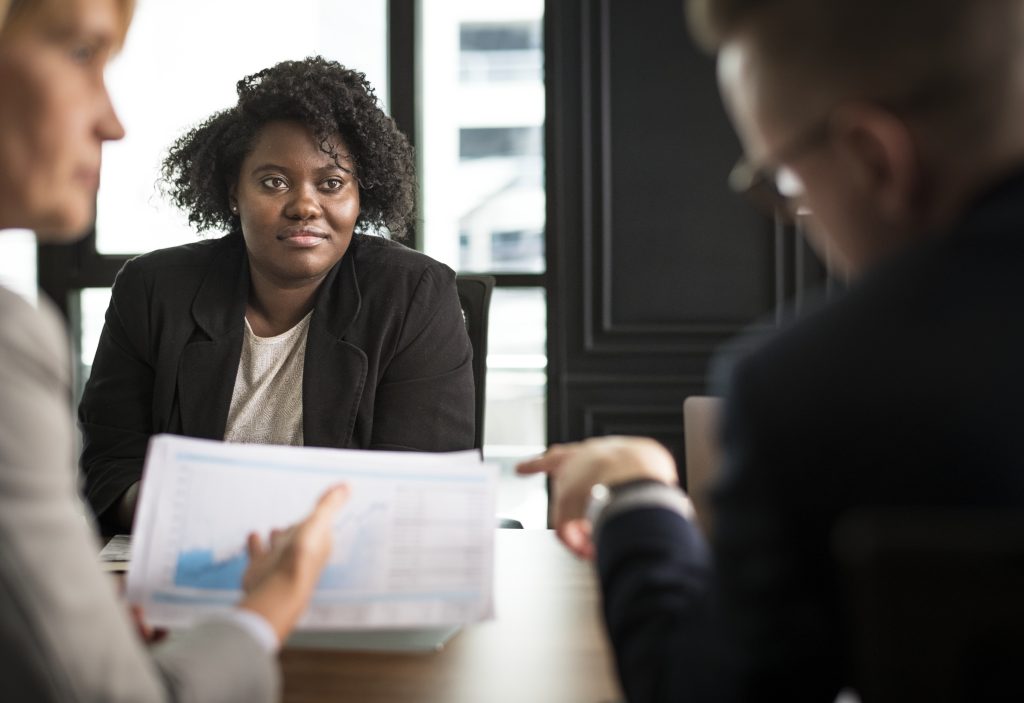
[0,287,64,348]
[729,249,953,397]
[0,285,35,325]
[0,286,68,389]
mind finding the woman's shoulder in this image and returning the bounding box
[350,233,453,279]
[123,232,242,274]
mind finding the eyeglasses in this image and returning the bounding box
[728,118,832,217]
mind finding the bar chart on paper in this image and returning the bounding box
[127,435,498,630]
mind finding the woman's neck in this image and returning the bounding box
[245,270,323,337]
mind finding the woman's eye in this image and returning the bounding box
[261,177,287,189]
[323,177,345,190]
[69,44,98,65]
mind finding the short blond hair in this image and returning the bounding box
[2,0,135,46]
[683,0,1021,94]
[686,0,1024,146]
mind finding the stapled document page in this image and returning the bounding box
[126,434,497,630]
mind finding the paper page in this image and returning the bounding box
[126,434,497,630]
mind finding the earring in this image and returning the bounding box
[230,204,239,215]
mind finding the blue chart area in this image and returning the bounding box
[170,502,385,593]
[174,549,248,590]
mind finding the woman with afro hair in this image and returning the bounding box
[79,56,475,531]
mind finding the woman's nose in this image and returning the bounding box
[286,184,322,220]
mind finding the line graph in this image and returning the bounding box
[128,435,498,630]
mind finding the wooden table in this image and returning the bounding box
[280,529,623,703]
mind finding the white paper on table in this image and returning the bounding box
[126,434,498,631]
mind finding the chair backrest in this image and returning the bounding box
[682,395,723,535]
[455,275,495,450]
[834,509,1024,702]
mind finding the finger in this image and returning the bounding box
[515,456,549,475]
[306,484,350,528]
[574,520,596,560]
[516,444,574,475]
[557,519,595,560]
[270,527,296,550]
[551,475,591,531]
[130,604,152,640]
[246,532,265,560]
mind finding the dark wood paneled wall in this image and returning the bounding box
[544,0,826,480]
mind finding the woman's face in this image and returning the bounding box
[0,0,125,240]
[232,120,361,289]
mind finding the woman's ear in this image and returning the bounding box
[228,184,239,216]
[829,103,920,224]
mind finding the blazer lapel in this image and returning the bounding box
[177,236,248,440]
[303,247,368,448]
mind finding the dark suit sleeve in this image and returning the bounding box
[370,263,475,451]
[596,355,846,702]
[78,260,155,525]
[597,507,728,703]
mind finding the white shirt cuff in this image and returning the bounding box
[592,481,695,540]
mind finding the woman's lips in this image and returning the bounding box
[279,228,328,248]
[74,168,100,190]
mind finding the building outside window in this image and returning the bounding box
[420,0,547,526]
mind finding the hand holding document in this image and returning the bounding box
[127,435,498,631]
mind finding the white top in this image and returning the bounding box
[223,311,313,446]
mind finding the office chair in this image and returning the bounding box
[455,275,523,530]
[834,509,1024,702]
[455,275,495,451]
[682,395,722,536]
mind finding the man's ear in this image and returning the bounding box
[829,103,920,224]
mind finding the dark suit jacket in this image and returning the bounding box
[597,168,1024,702]
[80,232,474,526]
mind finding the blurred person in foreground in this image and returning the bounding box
[0,0,347,700]
[519,0,1024,700]
[79,56,474,534]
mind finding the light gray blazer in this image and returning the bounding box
[0,285,278,702]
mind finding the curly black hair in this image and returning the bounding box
[161,56,416,238]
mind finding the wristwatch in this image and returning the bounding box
[585,478,666,525]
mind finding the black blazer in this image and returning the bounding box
[79,232,475,524]
[597,168,1024,702]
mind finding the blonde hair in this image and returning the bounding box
[2,0,136,46]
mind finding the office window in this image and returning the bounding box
[0,230,37,305]
[459,21,542,83]
[77,288,112,376]
[96,0,388,256]
[420,0,547,526]
[459,126,542,160]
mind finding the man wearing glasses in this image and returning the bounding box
[519,0,1024,700]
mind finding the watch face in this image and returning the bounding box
[586,483,611,525]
